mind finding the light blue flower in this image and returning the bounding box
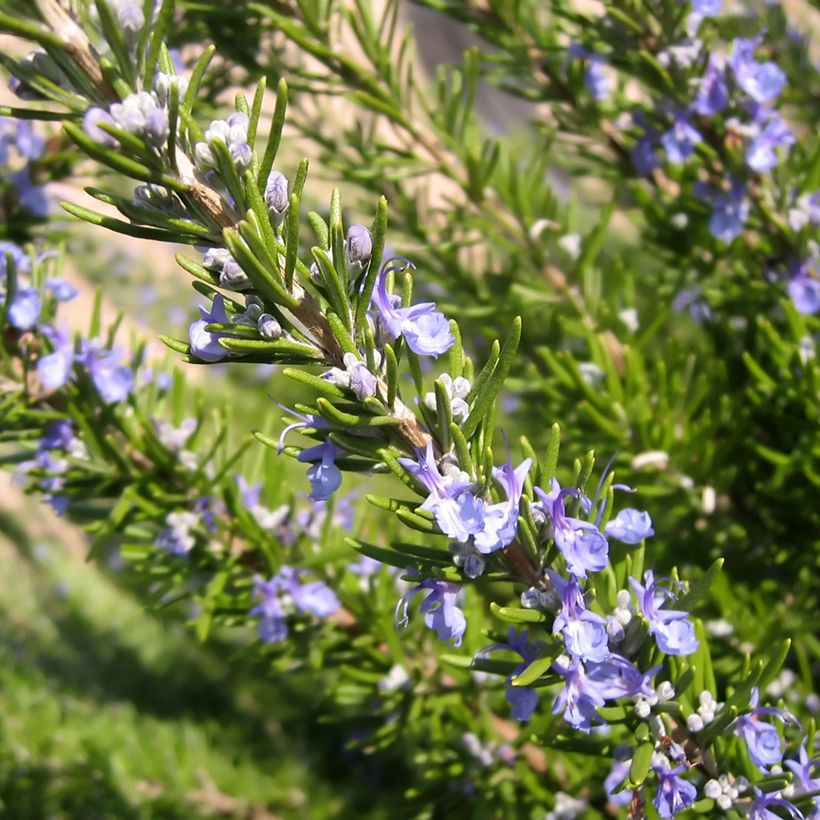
[605,508,654,543]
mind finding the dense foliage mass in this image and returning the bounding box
[0,0,817,817]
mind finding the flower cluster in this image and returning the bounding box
[250,566,340,643]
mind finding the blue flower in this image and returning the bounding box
[548,570,610,662]
[605,508,654,543]
[787,262,820,315]
[297,441,342,501]
[45,279,79,302]
[7,287,41,330]
[396,576,466,646]
[652,762,697,818]
[250,567,340,643]
[785,743,820,798]
[0,241,29,277]
[188,293,230,362]
[399,442,484,542]
[371,259,454,357]
[707,181,749,243]
[746,113,794,172]
[629,570,699,656]
[660,115,702,164]
[604,759,631,807]
[693,54,729,116]
[551,653,646,732]
[535,479,609,578]
[250,575,289,643]
[729,37,787,103]
[481,628,545,721]
[474,456,531,554]
[733,688,798,772]
[585,59,610,101]
[746,787,804,820]
[76,341,134,403]
[631,134,659,176]
[37,325,74,390]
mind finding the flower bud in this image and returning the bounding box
[345,224,372,278]
[83,107,118,147]
[257,314,282,339]
[219,258,250,290]
[463,553,486,579]
[265,171,289,226]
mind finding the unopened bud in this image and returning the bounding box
[345,224,373,277]
[265,171,289,226]
[257,314,282,339]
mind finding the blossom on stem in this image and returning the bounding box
[297,441,342,501]
[76,340,134,403]
[535,479,609,578]
[693,53,729,116]
[746,112,794,173]
[371,259,454,357]
[250,566,340,644]
[729,37,787,104]
[605,508,654,543]
[705,180,749,243]
[652,756,697,818]
[481,628,544,721]
[629,570,699,655]
[661,114,702,164]
[733,687,797,772]
[37,325,74,389]
[547,570,610,663]
[746,787,804,820]
[396,576,466,646]
[474,455,531,554]
[7,286,41,329]
[551,652,647,731]
[399,442,484,542]
[189,293,230,362]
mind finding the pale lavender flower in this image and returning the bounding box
[629,570,699,655]
[481,628,544,721]
[371,259,454,357]
[7,287,41,329]
[547,571,610,663]
[707,181,749,243]
[37,325,74,389]
[264,171,289,225]
[693,54,729,116]
[399,442,484,542]
[632,134,659,175]
[76,341,134,403]
[551,653,646,732]
[45,279,78,302]
[605,508,654,543]
[787,261,820,315]
[604,758,631,807]
[729,37,787,103]
[747,787,804,820]
[474,456,531,554]
[746,113,794,172]
[189,293,230,362]
[9,169,49,217]
[733,688,797,772]
[396,576,466,646]
[585,59,611,101]
[653,760,697,818]
[297,441,342,501]
[535,479,609,578]
[250,574,288,643]
[661,115,702,164]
